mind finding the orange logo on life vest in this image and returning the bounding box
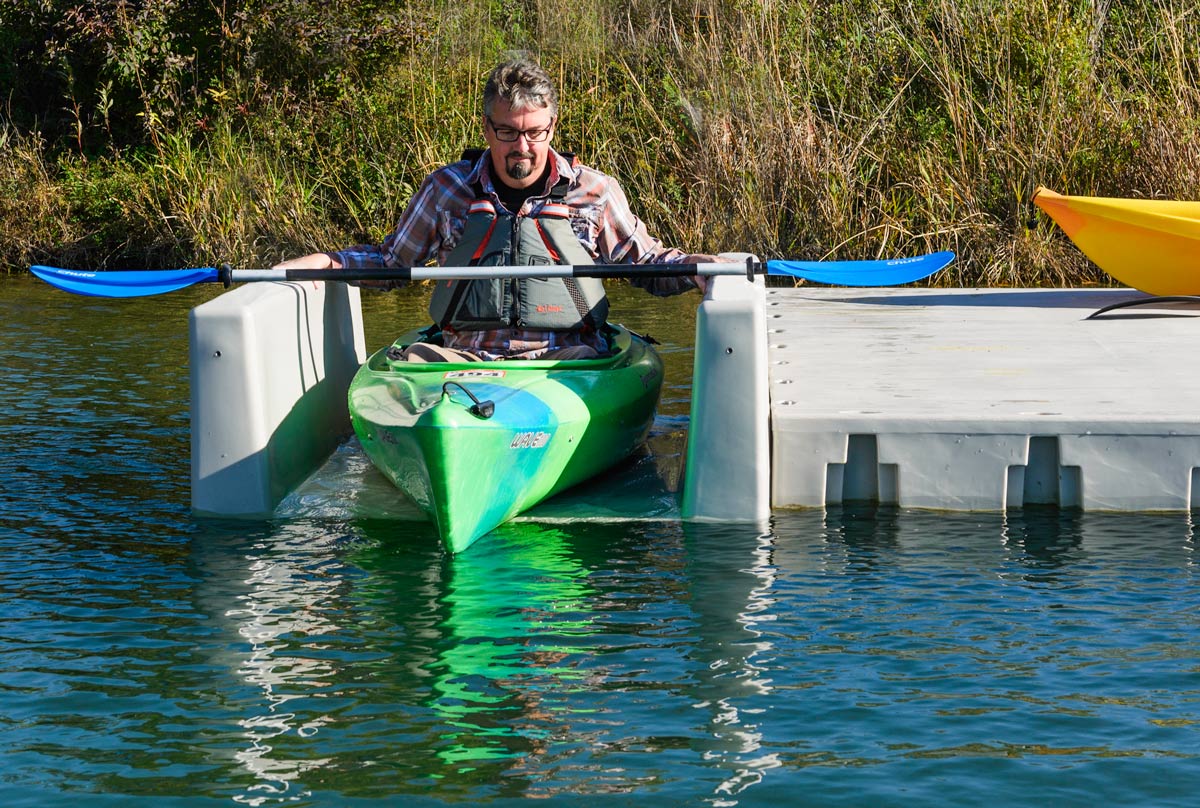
[536,304,564,313]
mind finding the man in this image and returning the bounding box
[275,56,719,361]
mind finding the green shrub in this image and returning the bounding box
[3,0,1199,283]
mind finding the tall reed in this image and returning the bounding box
[3,0,1199,285]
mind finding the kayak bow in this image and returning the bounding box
[1034,186,1200,295]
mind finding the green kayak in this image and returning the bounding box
[347,325,664,553]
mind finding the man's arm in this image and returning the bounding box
[592,176,717,296]
[273,252,343,270]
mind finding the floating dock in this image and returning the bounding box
[189,279,1200,520]
[767,287,1200,511]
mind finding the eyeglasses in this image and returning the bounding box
[486,116,555,143]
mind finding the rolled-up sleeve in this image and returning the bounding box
[590,175,699,297]
[330,166,470,287]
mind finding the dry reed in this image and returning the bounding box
[3,0,1199,284]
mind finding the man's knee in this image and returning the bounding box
[541,345,601,360]
[401,344,483,363]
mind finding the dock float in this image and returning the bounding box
[189,277,1200,520]
[768,287,1200,511]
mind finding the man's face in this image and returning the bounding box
[484,99,556,189]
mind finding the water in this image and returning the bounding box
[3,274,1200,806]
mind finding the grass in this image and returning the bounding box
[3,0,1199,285]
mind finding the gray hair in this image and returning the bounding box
[482,57,558,118]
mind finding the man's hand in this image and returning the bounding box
[272,252,342,271]
[683,253,731,295]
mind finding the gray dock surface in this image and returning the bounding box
[767,288,1200,511]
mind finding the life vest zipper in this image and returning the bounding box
[511,210,523,326]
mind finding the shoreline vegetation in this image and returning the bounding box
[2,0,1198,286]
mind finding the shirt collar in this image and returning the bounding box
[470,148,569,197]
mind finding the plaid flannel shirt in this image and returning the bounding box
[331,149,698,359]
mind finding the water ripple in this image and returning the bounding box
[5,278,1200,805]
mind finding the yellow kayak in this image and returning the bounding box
[1033,187,1200,295]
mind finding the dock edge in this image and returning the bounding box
[682,253,771,523]
[189,280,366,516]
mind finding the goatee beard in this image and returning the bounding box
[506,153,534,180]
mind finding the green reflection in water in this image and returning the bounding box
[427,523,597,766]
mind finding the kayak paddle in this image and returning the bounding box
[31,250,954,298]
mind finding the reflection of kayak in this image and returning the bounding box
[1033,187,1200,295]
[347,325,663,553]
[428,522,595,764]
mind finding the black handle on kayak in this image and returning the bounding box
[442,381,494,419]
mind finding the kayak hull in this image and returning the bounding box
[1033,186,1200,295]
[347,325,664,553]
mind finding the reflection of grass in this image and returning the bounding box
[7,2,1200,284]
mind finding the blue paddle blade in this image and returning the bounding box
[30,265,220,297]
[765,250,955,286]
